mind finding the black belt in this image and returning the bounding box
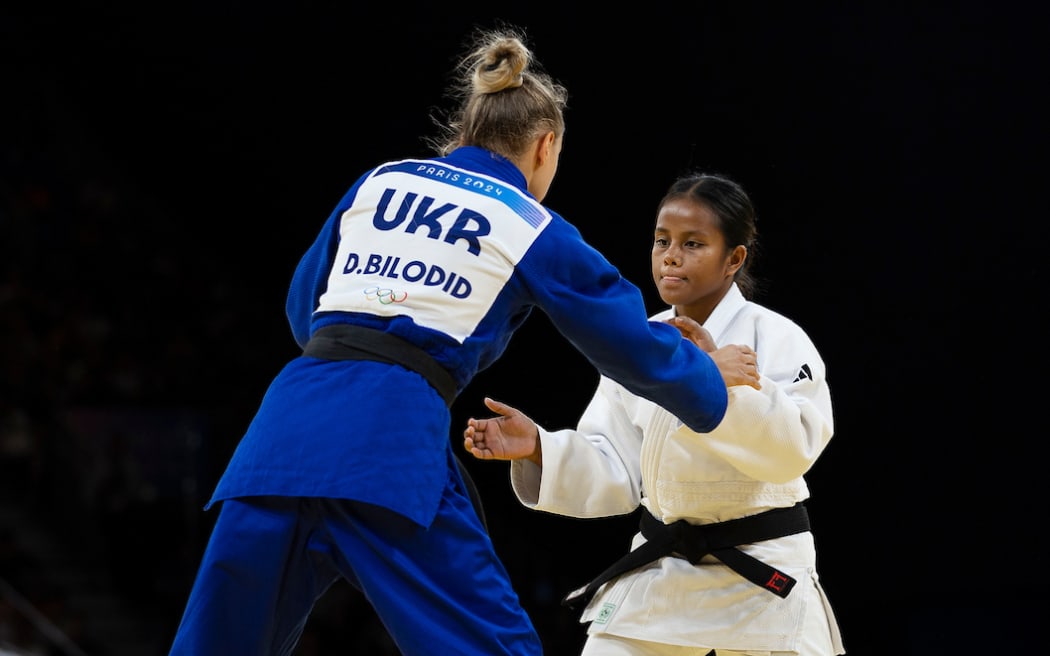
[303,324,458,406]
[562,503,810,609]
[302,324,487,529]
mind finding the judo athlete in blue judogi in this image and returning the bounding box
[168,27,750,656]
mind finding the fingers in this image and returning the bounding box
[735,344,757,364]
[464,397,525,461]
[463,432,493,460]
[483,396,514,416]
[463,435,484,459]
[666,316,716,352]
[710,343,761,390]
[739,345,761,389]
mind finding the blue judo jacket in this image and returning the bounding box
[209,146,727,527]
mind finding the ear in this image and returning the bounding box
[725,245,747,276]
[534,131,556,167]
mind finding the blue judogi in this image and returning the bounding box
[169,146,728,655]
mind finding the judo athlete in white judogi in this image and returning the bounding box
[465,173,846,655]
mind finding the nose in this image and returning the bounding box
[663,247,681,265]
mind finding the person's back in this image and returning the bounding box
[209,27,735,529]
[169,28,749,656]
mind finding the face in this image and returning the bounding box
[651,197,743,323]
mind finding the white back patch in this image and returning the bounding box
[317,161,550,342]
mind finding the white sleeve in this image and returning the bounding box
[509,376,644,518]
[685,325,834,484]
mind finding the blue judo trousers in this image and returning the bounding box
[170,448,530,655]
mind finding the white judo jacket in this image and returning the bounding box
[509,283,845,653]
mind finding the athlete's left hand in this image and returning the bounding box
[667,315,761,390]
[666,315,717,352]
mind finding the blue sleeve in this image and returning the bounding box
[519,218,727,433]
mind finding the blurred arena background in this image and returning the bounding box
[1,2,1045,654]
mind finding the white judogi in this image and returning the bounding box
[510,284,846,654]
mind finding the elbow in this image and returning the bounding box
[684,386,729,434]
[690,403,727,433]
[756,426,832,483]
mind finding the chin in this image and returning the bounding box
[658,290,683,306]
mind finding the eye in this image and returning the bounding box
[685,240,703,249]
[653,237,669,248]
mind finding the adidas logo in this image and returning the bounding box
[793,363,812,383]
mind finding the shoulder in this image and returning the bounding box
[527,213,608,265]
[742,301,822,352]
[746,301,807,331]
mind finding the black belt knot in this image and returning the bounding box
[667,520,712,564]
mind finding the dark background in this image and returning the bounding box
[1,1,1046,654]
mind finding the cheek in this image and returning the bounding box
[686,257,724,282]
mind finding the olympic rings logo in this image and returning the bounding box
[364,286,408,304]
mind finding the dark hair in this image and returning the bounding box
[658,173,763,299]
[427,26,568,159]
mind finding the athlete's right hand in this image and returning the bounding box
[464,397,542,465]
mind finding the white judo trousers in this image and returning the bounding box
[580,583,840,655]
